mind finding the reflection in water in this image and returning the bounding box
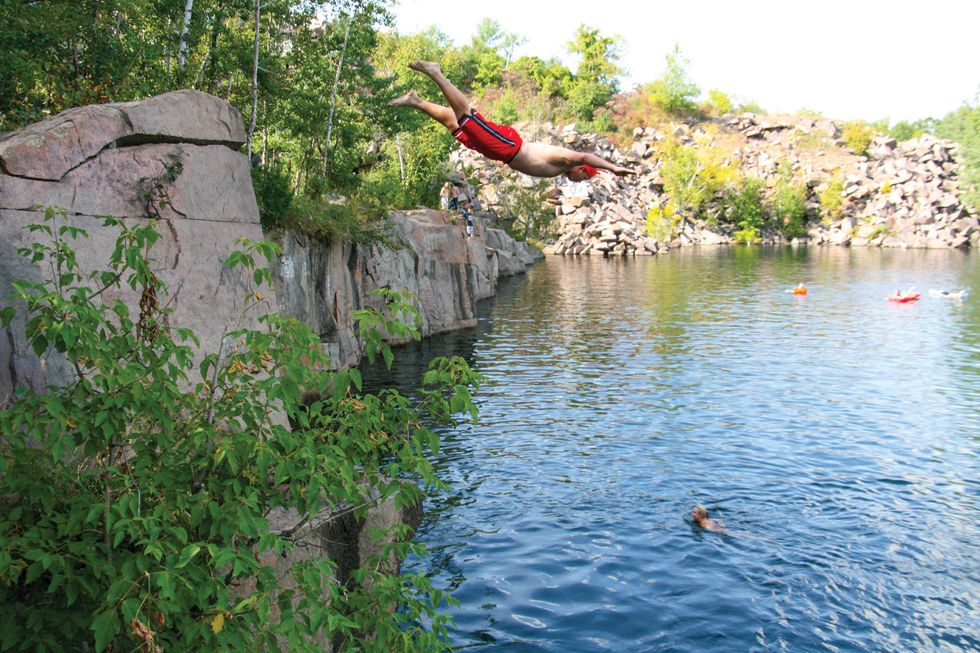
[364,247,980,653]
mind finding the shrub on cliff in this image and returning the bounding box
[842,120,877,156]
[724,178,767,243]
[653,130,740,226]
[704,89,734,117]
[0,211,479,652]
[818,175,846,224]
[771,164,809,238]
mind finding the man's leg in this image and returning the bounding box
[389,90,459,130]
[409,61,471,119]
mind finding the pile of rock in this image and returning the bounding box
[451,115,979,255]
[809,135,977,248]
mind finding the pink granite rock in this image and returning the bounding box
[1,91,265,406]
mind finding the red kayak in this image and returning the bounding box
[888,292,920,303]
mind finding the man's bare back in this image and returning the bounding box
[508,142,580,178]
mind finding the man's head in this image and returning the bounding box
[691,506,708,522]
[566,164,598,182]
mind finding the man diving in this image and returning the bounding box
[389,61,637,181]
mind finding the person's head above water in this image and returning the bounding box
[566,164,598,182]
[691,506,709,522]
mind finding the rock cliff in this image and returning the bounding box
[0,90,540,400]
[274,208,539,368]
[0,90,268,404]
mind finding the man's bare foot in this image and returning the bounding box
[408,60,442,77]
[388,91,420,107]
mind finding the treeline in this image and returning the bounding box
[0,1,635,231]
[2,1,977,230]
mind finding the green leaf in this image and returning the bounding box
[91,609,119,652]
[175,544,202,569]
[31,334,48,356]
[224,251,246,270]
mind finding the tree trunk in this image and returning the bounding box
[383,65,406,181]
[396,134,405,181]
[321,13,353,178]
[262,98,269,164]
[202,9,223,93]
[178,0,195,73]
[246,0,261,161]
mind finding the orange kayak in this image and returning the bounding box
[888,292,920,303]
[793,287,807,295]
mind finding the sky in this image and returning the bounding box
[389,0,979,123]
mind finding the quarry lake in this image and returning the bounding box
[363,246,980,653]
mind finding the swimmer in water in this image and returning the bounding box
[691,505,726,534]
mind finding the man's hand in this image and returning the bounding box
[611,165,637,177]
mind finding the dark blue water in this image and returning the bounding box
[365,246,980,653]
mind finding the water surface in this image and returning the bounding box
[365,246,980,653]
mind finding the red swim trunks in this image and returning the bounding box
[452,111,523,163]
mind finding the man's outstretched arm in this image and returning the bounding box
[572,151,637,177]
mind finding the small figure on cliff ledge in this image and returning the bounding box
[440,180,475,238]
[691,506,726,534]
[390,61,637,181]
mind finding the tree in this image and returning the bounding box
[457,19,523,90]
[645,44,700,115]
[565,25,622,122]
[178,0,196,72]
[935,92,980,212]
[509,56,573,98]
[246,0,261,160]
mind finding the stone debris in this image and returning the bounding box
[451,114,979,255]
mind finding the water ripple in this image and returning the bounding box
[368,247,980,652]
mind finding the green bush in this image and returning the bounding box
[818,176,846,224]
[737,100,766,114]
[646,203,682,241]
[567,81,614,123]
[655,131,740,223]
[725,178,766,243]
[935,100,980,213]
[0,210,479,652]
[887,119,935,141]
[706,89,733,116]
[586,110,616,134]
[645,45,700,116]
[772,164,809,238]
[284,194,391,245]
[494,178,554,241]
[487,88,519,125]
[842,120,876,156]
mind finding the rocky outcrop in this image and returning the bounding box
[454,116,979,255]
[809,135,976,248]
[0,90,267,406]
[244,489,422,650]
[1,91,542,399]
[275,208,540,369]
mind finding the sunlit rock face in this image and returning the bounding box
[274,208,540,369]
[0,91,542,402]
[0,90,265,405]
